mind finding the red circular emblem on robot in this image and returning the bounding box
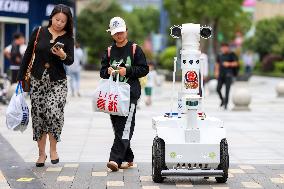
[184,71,198,89]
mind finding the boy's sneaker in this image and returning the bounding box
[107,161,119,172]
[120,162,134,169]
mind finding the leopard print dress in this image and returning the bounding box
[30,70,67,142]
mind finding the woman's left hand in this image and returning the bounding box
[51,47,66,60]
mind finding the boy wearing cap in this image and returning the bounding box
[100,17,149,171]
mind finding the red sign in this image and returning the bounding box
[184,71,199,89]
[97,91,118,112]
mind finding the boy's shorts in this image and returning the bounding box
[144,87,152,96]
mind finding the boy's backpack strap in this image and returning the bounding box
[132,43,137,59]
[107,46,112,64]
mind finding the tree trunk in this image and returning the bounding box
[212,18,219,57]
[200,17,210,53]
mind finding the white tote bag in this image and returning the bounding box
[93,73,130,116]
[6,82,29,132]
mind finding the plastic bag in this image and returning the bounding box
[139,76,147,88]
[93,73,130,116]
[6,82,29,132]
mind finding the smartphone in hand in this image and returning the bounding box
[52,42,64,50]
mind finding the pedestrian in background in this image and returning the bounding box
[100,17,148,171]
[242,50,254,75]
[68,41,84,97]
[17,4,74,167]
[4,33,27,84]
[215,43,239,110]
[144,61,158,106]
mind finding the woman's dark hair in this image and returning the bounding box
[48,4,73,36]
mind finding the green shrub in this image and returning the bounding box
[238,60,244,75]
[274,61,284,73]
[86,47,100,65]
[244,17,284,59]
[253,61,261,72]
[158,46,177,70]
[261,54,282,72]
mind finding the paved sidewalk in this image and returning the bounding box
[10,162,284,189]
[0,71,284,188]
[0,133,44,189]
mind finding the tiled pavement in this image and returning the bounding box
[29,163,284,189]
[0,130,45,189]
[1,162,284,189]
[1,115,284,189]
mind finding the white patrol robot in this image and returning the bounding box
[152,23,229,183]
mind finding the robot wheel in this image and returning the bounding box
[215,138,229,183]
[152,136,166,183]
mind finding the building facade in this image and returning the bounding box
[254,1,284,22]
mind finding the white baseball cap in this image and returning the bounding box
[106,17,127,35]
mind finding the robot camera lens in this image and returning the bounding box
[170,25,181,38]
[200,27,212,39]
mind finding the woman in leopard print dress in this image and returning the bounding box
[17,4,74,167]
[30,71,68,142]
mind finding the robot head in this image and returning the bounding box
[170,25,212,39]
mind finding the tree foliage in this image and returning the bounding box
[131,6,160,34]
[159,46,176,70]
[77,1,122,65]
[163,0,251,54]
[77,1,159,65]
[245,17,284,59]
[272,33,284,56]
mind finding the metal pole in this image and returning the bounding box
[170,57,177,117]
